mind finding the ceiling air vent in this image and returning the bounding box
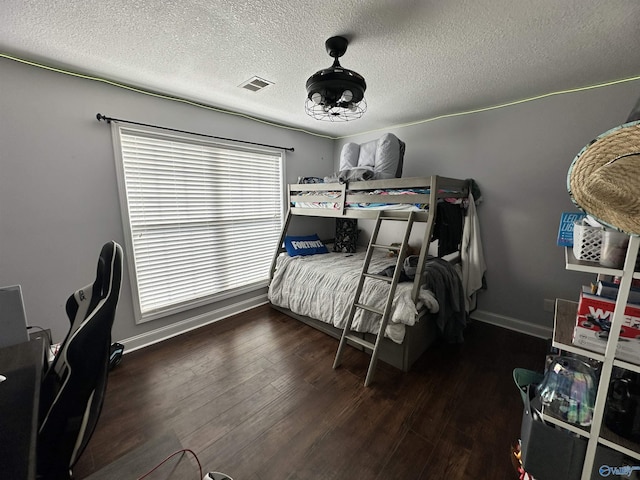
[239,76,273,92]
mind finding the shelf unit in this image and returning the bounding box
[550,236,640,479]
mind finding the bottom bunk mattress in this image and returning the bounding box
[268,250,439,344]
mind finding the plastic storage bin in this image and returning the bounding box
[573,220,603,262]
[600,230,630,268]
[537,356,598,427]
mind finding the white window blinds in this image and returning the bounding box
[113,125,284,323]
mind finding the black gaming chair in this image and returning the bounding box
[37,241,123,479]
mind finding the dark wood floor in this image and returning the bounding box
[73,305,548,480]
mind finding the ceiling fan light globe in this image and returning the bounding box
[340,90,353,103]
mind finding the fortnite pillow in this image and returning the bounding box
[284,234,329,256]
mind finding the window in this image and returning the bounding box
[112,124,284,323]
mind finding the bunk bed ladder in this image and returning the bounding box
[333,210,416,386]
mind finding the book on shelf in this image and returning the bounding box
[572,329,640,364]
[557,212,587,247]
[572,286,640,364]
[596,280,640,304]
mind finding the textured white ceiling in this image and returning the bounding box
[2,0,639,137]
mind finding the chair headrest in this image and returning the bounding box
[94,242,122,300]
[65,241,123,325]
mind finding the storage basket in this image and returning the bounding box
[573,221,602,262]
[519,385,626,480]
[513,368,544,404]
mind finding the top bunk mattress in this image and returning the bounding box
[268,249,439,344]
[291,187,431,211]
[288,176,468,218]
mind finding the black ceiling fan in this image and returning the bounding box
[305,36,367,121]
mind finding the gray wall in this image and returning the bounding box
[2,55,639,345]
[0,57,334,345]
[334,81,640,335]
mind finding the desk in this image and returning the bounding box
[0,338,45,480]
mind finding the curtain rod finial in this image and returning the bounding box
[96,113,111,123]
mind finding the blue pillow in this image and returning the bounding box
[284,234,329,256]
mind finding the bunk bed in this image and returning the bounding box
[268,175,474,372]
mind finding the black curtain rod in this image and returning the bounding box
[96,113,295,152]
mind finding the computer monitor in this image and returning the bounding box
[0,285,30,349]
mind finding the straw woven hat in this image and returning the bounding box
[567,120,640,235]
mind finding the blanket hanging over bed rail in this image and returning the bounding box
[422,257,466,343]
[377,255,466,343]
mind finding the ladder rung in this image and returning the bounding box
[379,214,411,221]
[363,273,393,283]
[355,303,384,316]
[372,243,400,251]
[344,334,375,350]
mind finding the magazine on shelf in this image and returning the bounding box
[557,212,587,247]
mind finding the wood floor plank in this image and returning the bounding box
[72,305,548,480]
[418,426,473,480]
[375,429,436,480]
[195,380,322,473]
[222,372,364,479]
[173,366,285,441]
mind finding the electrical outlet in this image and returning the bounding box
[543,298,555,313]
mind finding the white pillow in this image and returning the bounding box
[358,140,378,168]
[339,142,360,171]
[373,133,402,179]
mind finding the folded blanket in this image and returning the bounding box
[324,166,374,184]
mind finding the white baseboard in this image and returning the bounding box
[118,301,551,355]
[470,309,553,339]
[119,294,268,354]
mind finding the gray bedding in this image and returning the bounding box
[268,249,439,344]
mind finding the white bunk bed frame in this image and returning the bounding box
[268,175,469,372]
